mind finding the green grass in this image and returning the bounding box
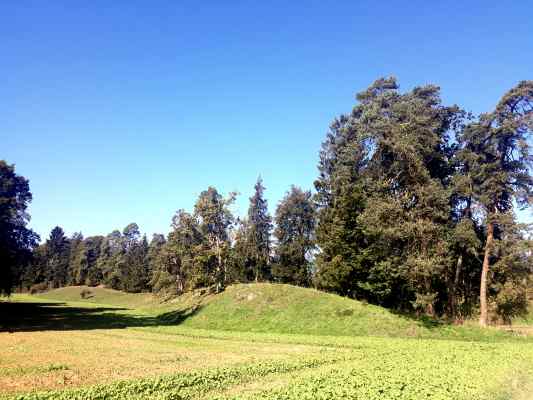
[1,283,532,399]
[174,283,513,341]
[2,329,531,400]
[28,283,518,341]
[33,286,159,310]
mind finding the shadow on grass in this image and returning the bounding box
[0,301,202,333]
[386,308,446,332]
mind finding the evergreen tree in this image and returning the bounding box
[0,161,39,295]
[97,230,123,288]
[68,232,84,285]
[83,236,104,286]
[147,233,166,275]
[314,113,383,300]
[194,187,236,292]
[228,218,252,283]
[356,81,462,315]
[118,223,150,292]
[457,80,532,326]
[245,177,272,281]
[151,210,203,295]
[22,243,47,289]
[45,226,71,288]
[314,78,464,314]
[272,186,315,286]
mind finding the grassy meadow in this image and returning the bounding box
[1,284,532,399]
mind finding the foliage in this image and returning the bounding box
[456,80,532,325]
[3,289,533,400]
[0,161,39,295]
[151,210,203,295]
[194,187,237,292]
[69,234,104,286]
[13,78,533,327]
[271,186,315,286]
[313,78,532,323]
[43,227,71,288]
[244,177,273,282]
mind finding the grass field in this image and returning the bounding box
[1,284,532,399]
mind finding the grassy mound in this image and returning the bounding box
[176,284,511,340]
[34,285,158,309]
[178,283,415,336]
[34,283,511,340]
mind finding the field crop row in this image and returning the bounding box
[4,333,532,400]
[210,346,531,400]
[2,353,348,400]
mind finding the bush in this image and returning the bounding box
[494,282,528,324]
[29,282,49,294]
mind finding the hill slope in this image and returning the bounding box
[33,283,511,340]
[35,285,158,309]
[178,283,418,337]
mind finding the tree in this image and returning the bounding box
[21,243,47,289]
[313,113,372,298]
[245,177,272,281]
[457,80,533,326]
[272,186,315,286]
[228,218,253,283]
[314,78,464,314]
[83,236,104,286]
[147,233,166,274]
[194,187,236,292]
[357,81,462,315]
[490,219,531,324]
[96,230,124,288]
[45,226,71,288]
[118,223,150,292]
[151,210,203,295]
[0,161,39,295]
[68,232,84,285]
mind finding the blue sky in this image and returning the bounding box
[2,1,532,240]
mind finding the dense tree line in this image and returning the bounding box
[1,78,531,326]
[313,78,532,324]
[18,178,316,298]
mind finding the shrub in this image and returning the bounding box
[29,282,49,294]
[494,282,528,324]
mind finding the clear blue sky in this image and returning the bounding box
[2,1,532,240]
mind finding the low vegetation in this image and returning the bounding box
[21,284,513,340]
[3,79,531,329]
[1,284,533,399]
[1,78,531,399]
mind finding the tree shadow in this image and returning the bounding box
[156,304,203,325]
[0,301,202,333]
[387,308,445,331]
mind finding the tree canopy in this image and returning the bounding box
[0,161,39,295]
[6,78,532,326]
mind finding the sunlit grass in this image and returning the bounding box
[1,284,532,399]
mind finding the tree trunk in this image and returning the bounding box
[479,220,494,327]
[448,254,462,320]
[215,237,223,293]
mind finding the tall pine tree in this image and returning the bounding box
[315,78,464,314]
[245,177,272,282]
[457,80,532,326]
[272,186,315,286]
[45,226,71,288]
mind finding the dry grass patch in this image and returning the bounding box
[0,328,321,394]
